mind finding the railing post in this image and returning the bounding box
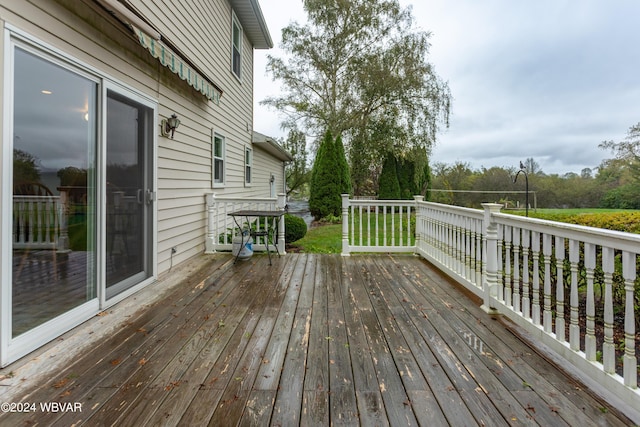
[204,193,216,254]
[413,196,423,254]
[481,203,502,314]
[57,191,70,252]
[277,193,286,255]
[341,194,350,256]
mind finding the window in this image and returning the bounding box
[213,132,225,186]
[245,147,252,185]
[231,13,242,79]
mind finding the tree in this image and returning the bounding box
[282,129,309,197]
[598,122,640,208]
[523,157,543,175]
[309,131,351,219]
[13,149,41,185]
[580,168,593,179]
[378,154,401,200]
[599,122,640,163]
[430,161,475,205]
[263,0,451,192]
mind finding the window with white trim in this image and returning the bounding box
[245,146,252,185]
[212,132,225,186]
[231,13,242,79]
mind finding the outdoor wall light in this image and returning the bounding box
[161,113,181,139]
[513,161,529,217]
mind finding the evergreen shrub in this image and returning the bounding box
[309,131,351,219]
[285,214,308,243]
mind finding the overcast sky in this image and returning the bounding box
[253,0,640,175]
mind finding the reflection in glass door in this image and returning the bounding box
[105,90,153,298]
[11,47,97,337]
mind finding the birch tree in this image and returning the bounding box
[262,0,451,195]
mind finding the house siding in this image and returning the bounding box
[8,0,265,273]
[121,0,260,271]
[1,0,282,364]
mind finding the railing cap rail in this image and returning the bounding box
[418,200,484,219]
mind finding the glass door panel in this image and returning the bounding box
[105,91,153,298]
[11,47,97,337]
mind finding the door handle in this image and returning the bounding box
[145,189,155,205]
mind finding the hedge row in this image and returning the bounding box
[532,211,640,234]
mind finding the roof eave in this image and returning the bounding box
[229,0,273,49]
[253,131,294,162]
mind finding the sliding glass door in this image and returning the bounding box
[11,46,98,337]
[105,89,154,298]
[4,38,156,364]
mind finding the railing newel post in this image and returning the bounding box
[481,203,502,314]
[204,193,216,253]
[413,196,423,254]
[57,191,69,252]
[341,194,350,256]
[277,193,287,255]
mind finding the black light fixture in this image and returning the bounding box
[513,161,529,217]
[161,113,181,139]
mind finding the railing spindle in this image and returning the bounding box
[569,239,580,352]
[602,246,615,374]
[622,251,637,388]
[584,243,596,361]
[502,226,511,308]
[522,230,531,320]
[542,233,552,332]
[513,228,521,314]
[555,236,565,343]
[532,231,541,325]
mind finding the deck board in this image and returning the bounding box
[0,254,634,426]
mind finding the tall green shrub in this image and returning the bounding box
[379,151,430,200]
[378,154,401,199]
[309,131,351,219]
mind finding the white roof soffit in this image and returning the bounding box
[253,132,294,162]
[229,0,273,49]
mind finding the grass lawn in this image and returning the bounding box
[287,211,415,254]
[287,223,342,254]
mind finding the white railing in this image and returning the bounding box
[341,194,416,255]
[204,193,287,254]
[342,195,640,420]
[12,195,68,251]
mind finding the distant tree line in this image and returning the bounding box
[430,122,640,209]
[269,0,638,215]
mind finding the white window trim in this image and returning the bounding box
[244,146,252,186]
[212,130,226,188]
[231,11,243,81]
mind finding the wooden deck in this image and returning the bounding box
[0,254,633,426]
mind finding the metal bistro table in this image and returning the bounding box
[228,209,285,265]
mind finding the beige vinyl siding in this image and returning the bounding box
[247,146,287,198]
[3,0,275,278]
[118,0,260,270]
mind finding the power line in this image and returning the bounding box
[429,189,536,194]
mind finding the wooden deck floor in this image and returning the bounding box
[0,254,633,426]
